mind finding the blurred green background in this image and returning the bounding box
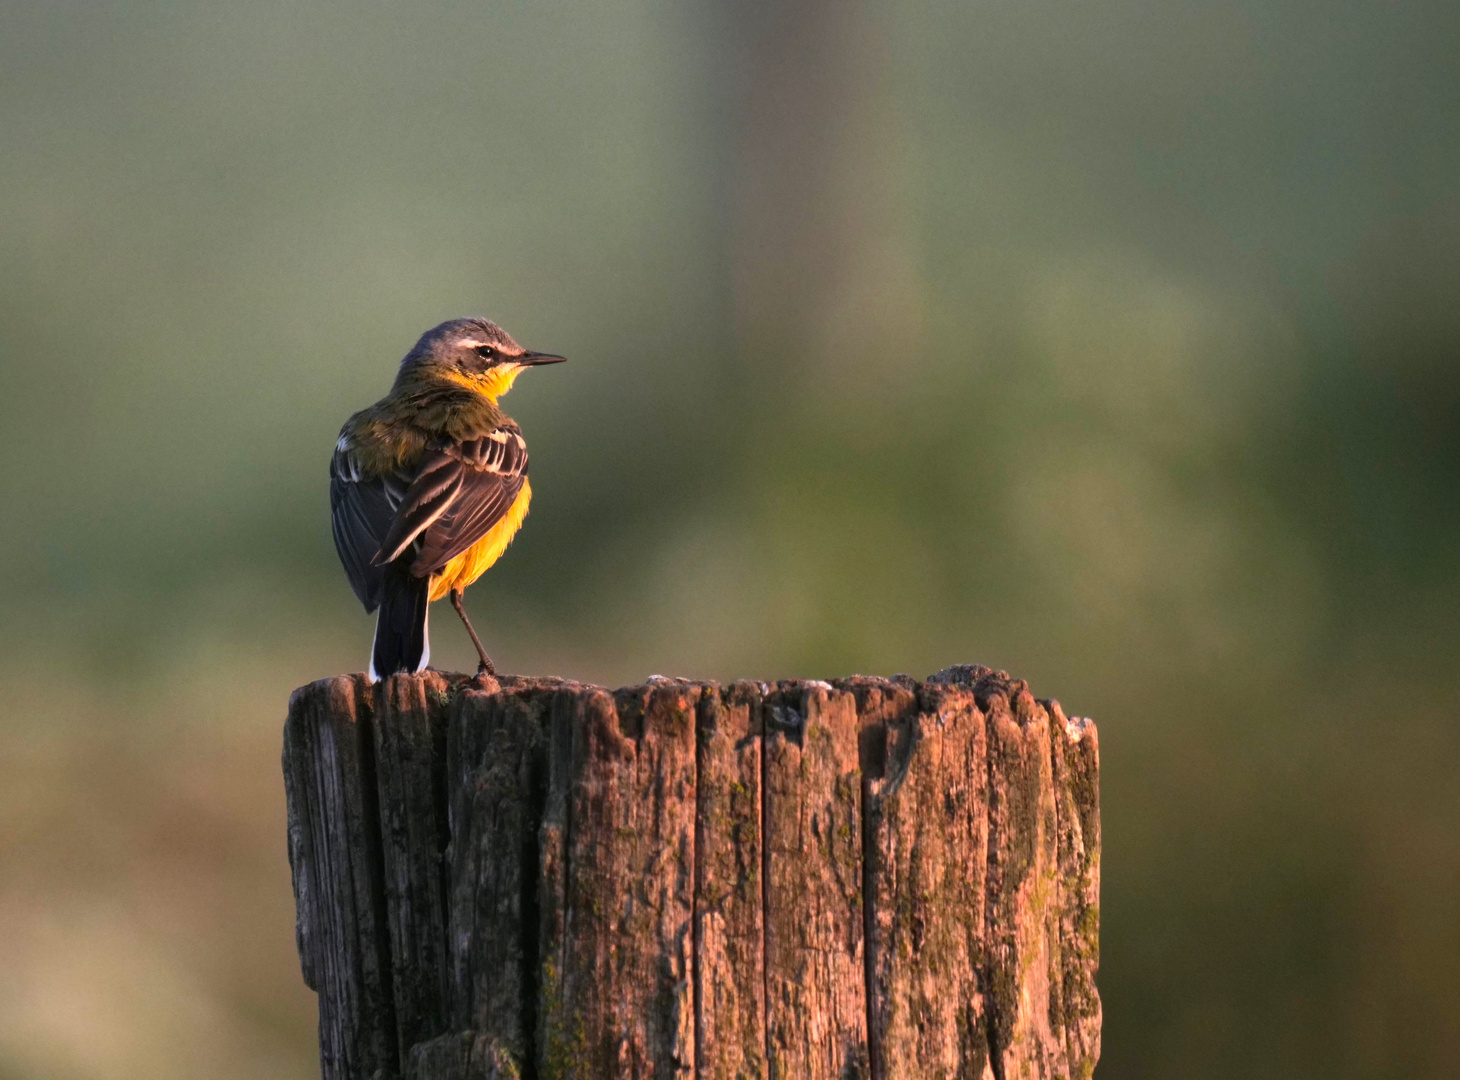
[2,0,1457,1076]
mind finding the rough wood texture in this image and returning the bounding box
[283,667,1100,1080]
[862,677,991,1078]
[763,683,869,1079]
[1048,700,1101,1078]
[375,672,457,1060]
[693,682,765,1079]
[541,682,698,1077]
[445,681,550,1061]
[284,674,397,1080]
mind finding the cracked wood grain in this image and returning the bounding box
[763,683,869,1080]
[374,671,459,1064]
[538,683,699,1079]
[694,681,766,1080]
[860,677,994,1080]
[444,679,552,1066]
[1048,699,1101,1080]
[283,674,398,1080]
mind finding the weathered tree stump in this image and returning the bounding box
[283,666,1100,1080]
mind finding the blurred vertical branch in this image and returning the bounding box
[728,0,926,399]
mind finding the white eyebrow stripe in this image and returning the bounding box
[455,337,491,348]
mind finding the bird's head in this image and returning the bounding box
[398,317,565,401]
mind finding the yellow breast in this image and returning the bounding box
[427,479,533,602]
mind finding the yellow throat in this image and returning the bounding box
[443,363,525,403]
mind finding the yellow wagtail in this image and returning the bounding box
[330,318,565,680]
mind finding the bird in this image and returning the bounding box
[329,317,565,681]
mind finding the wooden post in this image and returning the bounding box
[283,667,1100,1080]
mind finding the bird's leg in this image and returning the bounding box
[449,588,497,676]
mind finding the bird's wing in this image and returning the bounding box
[374,425,530,578]
[330,435,411,612]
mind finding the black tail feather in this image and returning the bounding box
[371,562,430,680]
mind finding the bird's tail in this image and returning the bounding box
[370,562,430,681]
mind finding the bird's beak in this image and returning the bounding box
[520,351,567,366]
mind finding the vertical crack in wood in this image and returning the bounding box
[357,689,402,1073]
[691,687,707,1080]
[978,673,1066,1079]
[373,674,459,1072]
[537,683,699,1075]
[856,676,1005,1080]
[536,686,577,1078]
[1046,698,1101,1079]
[762,685,868,1079]
[759,687,772,1080]
[284,677,405,1079]
[986,1007,1006,1080]
[431,691,451,988]
[983,723,1007,1080]
[560,690,574,1064]
[688,689,702,1080]
[859,722,883,1080]
[696,682,767,1079]
[982,686,1010,1080]
[520,726,546,1080]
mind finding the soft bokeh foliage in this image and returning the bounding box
[2,1,1457,1076]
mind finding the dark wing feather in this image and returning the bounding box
[408,427,529,576]
[375,453,465,565]
[330,439,409,612]
[333,424,530,603]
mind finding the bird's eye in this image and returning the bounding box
[474,344,496,359]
